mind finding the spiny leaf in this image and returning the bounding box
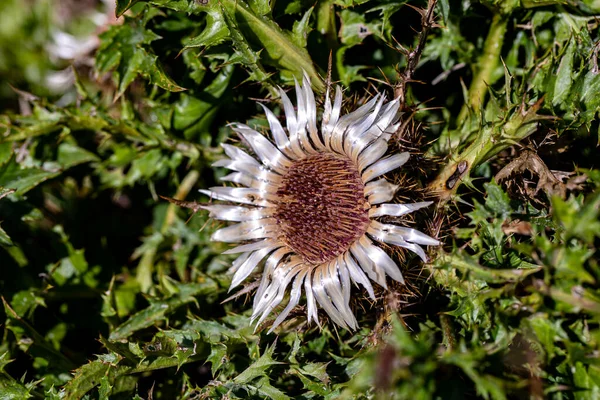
[0,146,59,195]
[109,279,218,340]
[234,343,283,385]
[221,8,276,94]
[2,298,76,372]
[253,376,291,400]
[116,0,142,17]
[62,359,110,400]
[552,190,600,244]
[182,0,324,92]
[96,12,185,98]
[0,222,12,246]
[172,64,236,140]
[552,39,575,108]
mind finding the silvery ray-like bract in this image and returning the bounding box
[201,75,440,332]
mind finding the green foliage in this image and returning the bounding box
[96,8,185,98]
[1,0,600,399]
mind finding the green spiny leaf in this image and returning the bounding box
[234,343,283,385]
[96,13,184,98]
[116,0,142,17]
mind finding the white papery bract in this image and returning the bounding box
[202,75,439,331]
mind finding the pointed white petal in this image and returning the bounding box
[384,121,401,136]
[220,172,271,192]
[312,264,350,329]
[252,258,298,317]
[293,78,316,154]
[201,204,270,222]
[343,252,376,300]
[302,73,320,147]
[221,143,260,167]
[369,202,434,218]
[294,78,307,130]
[326,261,357,329]
[304,268,320,327]
[212,158,278,184]
[350,239,387,288]
[343,95,383,154]
[322,86,343,144]
[364,179,399,205]
[232,124,292,173]
[349,129,383,163]
[278,87,304,157]
[357,136,389,171]
[324,262,347,317]
[322,87,333,131]
[338,256,351,305]
[253,262,303,326]
[254,247,291,308]
[323,86,332,115]
[230,245,278,289]
[302,73,326,151]
[279,87,297,134]
[258,103,291,154]
[358,99,400,147]
[229,252,250,274]
[348,100,399,162]
[342,95,381,125]
[219,168,281,193]
[329,96,380,154]
[370,221,440,246]
[268,269,309,333]
[211,219,277,243]
[362,152,410,182]
[200,187,273,206]
[367,222,434,262]
[396,227,440,246]
[359,237,405,284]
[223,239,277,255]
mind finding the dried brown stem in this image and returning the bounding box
[394,0,439,105]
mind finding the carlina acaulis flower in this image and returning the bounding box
[201,74,440,332]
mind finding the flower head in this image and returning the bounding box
[202,75,439,331]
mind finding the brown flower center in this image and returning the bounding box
[273,152,370,265]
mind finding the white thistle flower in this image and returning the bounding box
[202,75,439,332]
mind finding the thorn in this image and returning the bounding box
[327,50,333,93]
[159,195,204,213]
